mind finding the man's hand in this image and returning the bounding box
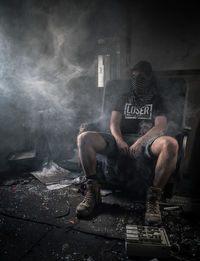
[129,140,143,159]
[116,139,130,156]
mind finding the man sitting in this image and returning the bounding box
[76,61,178,225]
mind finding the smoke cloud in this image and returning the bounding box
[0,1,98,169]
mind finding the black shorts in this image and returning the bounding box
[98,132,160,158]
[95,132,161,197]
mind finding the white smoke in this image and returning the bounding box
[0,2,97,169]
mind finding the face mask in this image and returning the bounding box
[130,74,155,104]
[131,75,150,96]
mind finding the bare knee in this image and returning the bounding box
[77,131,92,149]
[77,131,107,153]
[161,137,178,158]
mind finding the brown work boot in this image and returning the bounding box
[76,179,101,217]
[145,186,163,225]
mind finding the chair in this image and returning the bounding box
[80,77,187,197]
[178,110,200,197]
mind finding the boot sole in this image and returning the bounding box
[76,203,100,218]
[145,216,162,226]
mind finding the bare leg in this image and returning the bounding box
[77,131,107,177]
[150,136,179,189]
[145,136,178,225]
[76,131,107,217]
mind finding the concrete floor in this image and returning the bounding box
[0,172,200,261]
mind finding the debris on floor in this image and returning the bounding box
[100,189,113,196]
[0,173,200,261]
[30,161,85,191]
[31,161,71,184]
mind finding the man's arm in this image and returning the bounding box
[130,116,167,158]
[110,110,129,155]
[138,116,167,144]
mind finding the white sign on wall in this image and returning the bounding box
[98,55,104,87]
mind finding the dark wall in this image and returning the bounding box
[129,1,200,70]
[127,1,200,128]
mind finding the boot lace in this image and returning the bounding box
[147,197,160,215]
[82,189,95,206]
